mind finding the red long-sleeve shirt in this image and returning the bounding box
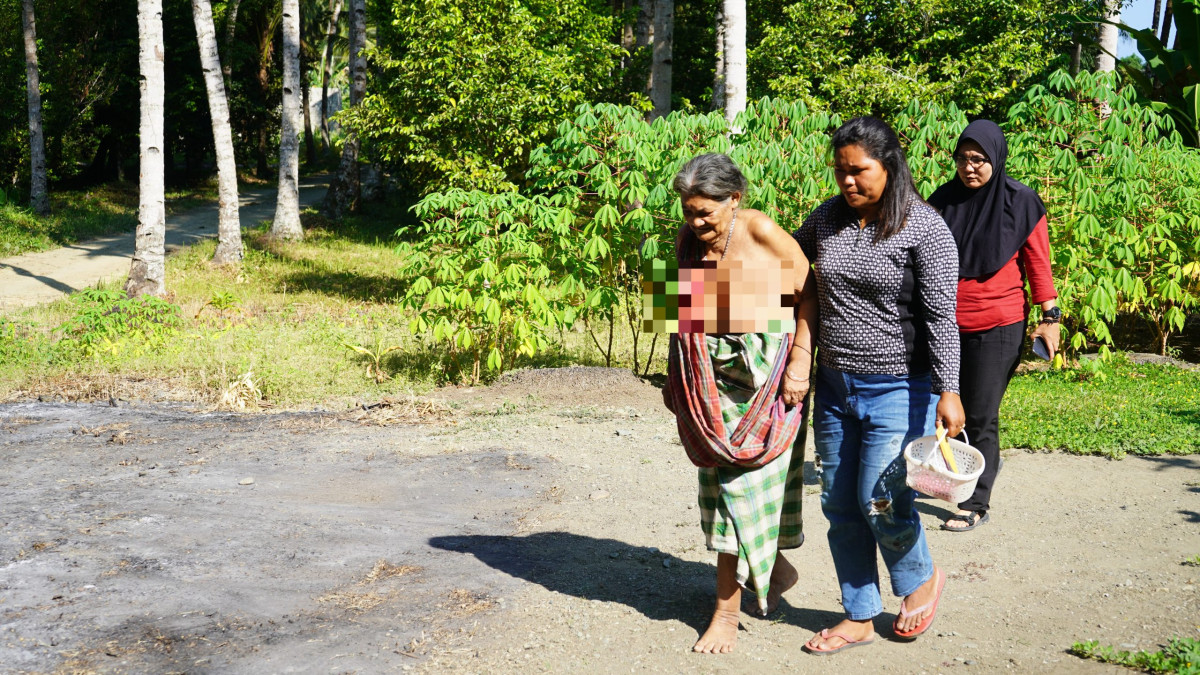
[956,215,1058,333]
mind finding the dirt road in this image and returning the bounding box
[0,176,330,310]
[2,367,1197,673]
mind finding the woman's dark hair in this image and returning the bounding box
[672,153,748,201]
[831,117,923,243]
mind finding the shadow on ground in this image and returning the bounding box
[429,532,847,637]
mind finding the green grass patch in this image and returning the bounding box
[0,181,221,258]
[1002,356,1200,457]
[1,199,579,408]
[1071,637,1200,674]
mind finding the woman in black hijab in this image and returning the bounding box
[927,120,1060,532]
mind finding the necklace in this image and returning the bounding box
[719,210,737,261]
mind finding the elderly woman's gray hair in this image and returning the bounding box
[672,153,748,202]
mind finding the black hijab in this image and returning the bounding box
[927,120,1046,279]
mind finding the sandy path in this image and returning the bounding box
[2,367,1197,673]
[0,176,330,311]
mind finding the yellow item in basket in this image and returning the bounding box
[935,423,960,474]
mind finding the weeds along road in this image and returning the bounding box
[0,175,330,311]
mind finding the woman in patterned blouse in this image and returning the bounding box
[794,117,965,654]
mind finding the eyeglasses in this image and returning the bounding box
[954,153,990,169]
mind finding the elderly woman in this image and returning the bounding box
[794,118,964,654]
[927,120,1059,532]
[662,153,817,654]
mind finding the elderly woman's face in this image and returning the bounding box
[955,139,993,189]
[833,144,888,214]
[682,193,740,244]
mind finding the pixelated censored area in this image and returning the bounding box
[641,259,797,334]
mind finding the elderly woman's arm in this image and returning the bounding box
[751,213,815,407]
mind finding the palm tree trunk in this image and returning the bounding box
[319,0,343,153]
[712,6,725,112]
[1095,0,1120,72]
[221,0,243,92]
[21,0,48,216]
[271,0,304,240]
[1151,0,1163,35]
[303,74,316,166]
[635,0,651,48]
[321,0,364,219]
[1161,0,1173,46]
[127,0,167,298]
[722,0,746,128]
[192,0,243,265]
[649,0,672,120]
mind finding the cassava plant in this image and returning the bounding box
[397,190,564,382]
[398,80,1200,378]
[1005,70,1200,356]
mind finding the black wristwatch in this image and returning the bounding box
[1039,306,1062,324]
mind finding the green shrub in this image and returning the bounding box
[56,288,183,361]
[1006,70,1200,356]
[399,73,1200,377]
[347,0,622,193]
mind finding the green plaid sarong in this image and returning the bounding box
[698,334,804,613]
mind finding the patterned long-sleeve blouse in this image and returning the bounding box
[793,196,960,394]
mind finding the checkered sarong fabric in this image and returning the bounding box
[665,332,804,469]
[665,332,806,612]
[699,444,804,612]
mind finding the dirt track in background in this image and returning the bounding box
[0,176,329,311]
[2,367,1198,673]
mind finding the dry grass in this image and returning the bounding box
[360,559,422,585]
[216,370,263,411]
[315,589,392,613]
[505,454,533,471]
[339,394,454,426]
[441,589,496,617]
[3,373,207,405]
[0,415,38,432]
[315,559,421,614]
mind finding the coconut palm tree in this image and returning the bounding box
[650,0,672,119]
[21,0,48,216]
[192,0,243,264]
[127,0,167,297]
[271,0,304,239]
[722,0,746,127]
[321,0,364,219]
[319,0,343,152]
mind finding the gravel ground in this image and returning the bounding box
[2,367,1198,674]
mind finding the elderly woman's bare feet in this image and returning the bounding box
[693,608,740,654]
[746,552,799,616]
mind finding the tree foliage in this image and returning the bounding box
[750,0,1104,120]
[344,0,623,193]
[1104,0,1200,146]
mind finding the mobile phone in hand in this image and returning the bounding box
[1032,335,1051,361]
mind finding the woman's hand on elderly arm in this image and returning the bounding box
[782,270,817,408]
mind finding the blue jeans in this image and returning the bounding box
[813,366,937,620]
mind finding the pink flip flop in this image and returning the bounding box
[893,567,946,640]
[802,628,877,655]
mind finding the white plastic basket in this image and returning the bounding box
[904,431,986,504]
